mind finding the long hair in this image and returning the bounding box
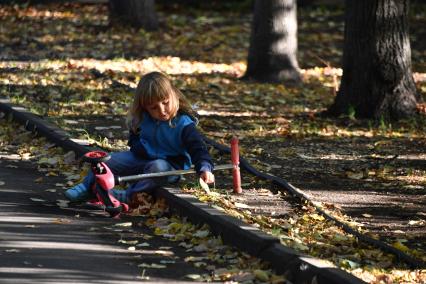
[127,71,196,133]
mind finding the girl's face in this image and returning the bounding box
[145,97,172,121]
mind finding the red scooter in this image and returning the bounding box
[83,151,129,218]
[82,137,242,218]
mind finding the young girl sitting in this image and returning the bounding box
[65,71,215,203]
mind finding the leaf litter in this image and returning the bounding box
[0,2,425,283]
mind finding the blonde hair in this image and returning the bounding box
[127,71,196,133]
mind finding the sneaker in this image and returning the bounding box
[111,189,128,203]
[85,199,105,210]
[64,183,90,202]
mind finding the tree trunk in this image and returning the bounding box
[328,0,420,121]
[109,0,158,31]
[243,0,301,84]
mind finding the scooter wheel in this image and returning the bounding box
[121,203,130,212]
[83,151,111,163]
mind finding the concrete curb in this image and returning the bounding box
[0,98,365,284]
[0,98,95,158]
[157,187,365,284]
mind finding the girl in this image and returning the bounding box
[65,71,215,203]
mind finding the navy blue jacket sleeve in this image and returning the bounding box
[181,124,214,174]
[127,129,148,158]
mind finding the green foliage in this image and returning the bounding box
[379,115,391,132]
[347,105,356,120]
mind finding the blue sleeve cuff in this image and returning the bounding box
[199,163,213,174]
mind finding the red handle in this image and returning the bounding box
[231,137,242,194]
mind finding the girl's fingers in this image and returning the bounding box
[201,172,215,184]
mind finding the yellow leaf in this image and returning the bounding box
[310,213,325,221]
[392,241,410,253]
[253,269,270,282]
[199,195,210,202]
[167,222,182,231]
[154,227,164,235]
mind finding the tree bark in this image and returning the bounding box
[109,0,158,31]
[243,0,301,84]
[328,0,420,121]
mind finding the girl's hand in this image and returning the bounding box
[200,171,215,184]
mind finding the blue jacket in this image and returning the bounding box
[128,112,213,174]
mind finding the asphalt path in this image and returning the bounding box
[0,150,209,284]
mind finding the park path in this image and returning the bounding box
[0,146,210,284]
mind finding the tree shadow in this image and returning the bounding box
[0,158,213,282]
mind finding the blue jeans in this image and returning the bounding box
[81,151,179,199]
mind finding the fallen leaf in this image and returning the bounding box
[30,198,46,202]
[254,269,270,282]
[193,244,208,252]
[408,220,424,226]
[340,258,360,269]
[114,222,132,227]
[5,249,20,253]
[138,263,167,269]
[194,261,207,268]
[193,230,210,238]
[199,178,210,194]
[153,250,173,256]
[233,272,255,282]
[119,239,139,245]
[185,274,201,280]
[392,241,410,253]
[184,256,208,262]
[158,246,172,250]
[56,199,69,208]
[34,177,43,183]
[234,202,250,209]
[346,171,364,180]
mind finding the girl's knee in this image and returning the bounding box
[145,159,172,173]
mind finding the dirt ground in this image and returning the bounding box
[198,114,426,254]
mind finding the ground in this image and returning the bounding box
[0,1,425,283]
